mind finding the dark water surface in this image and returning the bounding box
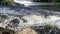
[0,4,60,16]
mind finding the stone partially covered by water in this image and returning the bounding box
[7,18,20,28]
[0,15,8,19]
[17,15,60,34]
[31,25,60,34]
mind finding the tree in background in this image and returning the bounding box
[0,0,4,3]
[31,0,60,2]
[0,0,13,5]
[5,0,13,5]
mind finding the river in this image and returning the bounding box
[0,3,60,34]
[0,4,60,16]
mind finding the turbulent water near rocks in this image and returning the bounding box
[0,4,60,34]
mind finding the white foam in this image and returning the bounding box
[46,16,60,29]
[0,15,60,31]
[22,15,46,26]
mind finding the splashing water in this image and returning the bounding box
[0,5,60,34]
[0,14,60,32]
[46,16,60,29]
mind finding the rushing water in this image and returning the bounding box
[0,3,60,34]
[13,0,60,7]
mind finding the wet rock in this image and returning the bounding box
[31,26,45,34]
[11,18,20,24]
[0,15,8,19]
[43,25,53,33]
[21,18,27,23]
[31,25,60,34]
[7,18,20,28]
[56,31,60,34]
[0,19,5,23]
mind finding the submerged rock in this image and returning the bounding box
[7,17,20,29]
[0,15,8,19]
[10,18,20,24]
[31,25,60,34]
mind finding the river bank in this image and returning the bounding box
[0,0,25,7]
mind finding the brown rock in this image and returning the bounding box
[15,27,38,34]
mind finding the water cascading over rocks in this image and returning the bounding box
[7,18,20,29]
[0,14,60,34]
[21,15,60,34]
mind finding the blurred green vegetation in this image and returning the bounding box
[0,0,13,5]
[0,0,60,4]
[0,0,60,3]
[5,0,13,4]
[28,0,60,2]
[0,0,60,5]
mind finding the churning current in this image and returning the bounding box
[0,4,60,33]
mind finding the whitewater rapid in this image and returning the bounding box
[0,14,60,31]
[0,5,60,31]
